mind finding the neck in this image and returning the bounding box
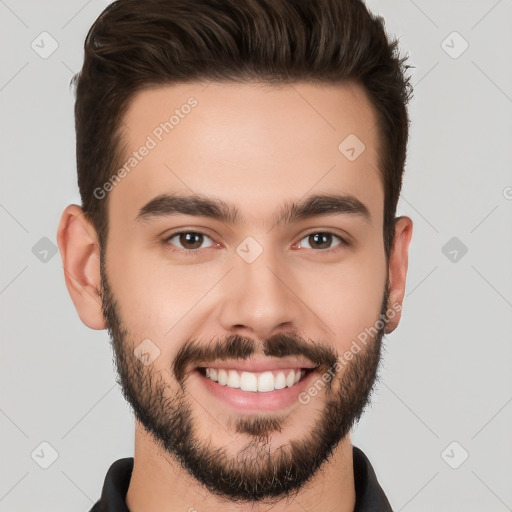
[126,422,356,512]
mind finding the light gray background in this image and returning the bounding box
[1,1,511,511]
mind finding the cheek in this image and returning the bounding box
[296,252,387,350]
[105,241,167,339]
[106,244,222,361]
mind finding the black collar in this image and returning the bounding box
[352,446,393,511]
[90,445,392,511]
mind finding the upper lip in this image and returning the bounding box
[196,358,318,372]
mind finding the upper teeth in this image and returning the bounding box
[205,368,303,392]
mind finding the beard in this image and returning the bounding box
[99,256,390,505]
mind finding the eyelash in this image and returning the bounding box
[162,230,349,256]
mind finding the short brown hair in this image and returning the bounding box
[72,0,412,260]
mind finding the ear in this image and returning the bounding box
[385,216,413,334]
[56,204,106,330]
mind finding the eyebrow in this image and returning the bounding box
[135,192,371,227]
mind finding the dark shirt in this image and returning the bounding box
[89,445,392,511]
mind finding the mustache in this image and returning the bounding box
[173,331,338,385]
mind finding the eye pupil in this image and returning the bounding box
[180,232,203,249]
[310,233,332,249]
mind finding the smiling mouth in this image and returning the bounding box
[196,366,315,393]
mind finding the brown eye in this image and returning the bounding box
[165,231,214,251]
[299,232,346,251]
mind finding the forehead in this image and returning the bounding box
[109,80,383,228]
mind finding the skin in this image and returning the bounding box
[57,81,413,512]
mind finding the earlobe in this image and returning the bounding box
[385,216,413,334]
[56,204,106,330]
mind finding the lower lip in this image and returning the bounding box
[193,368,317,413]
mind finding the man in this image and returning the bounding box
[57,0,413,510]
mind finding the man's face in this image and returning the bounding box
[100,81,391,503]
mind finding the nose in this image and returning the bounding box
[218,245,302,341]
